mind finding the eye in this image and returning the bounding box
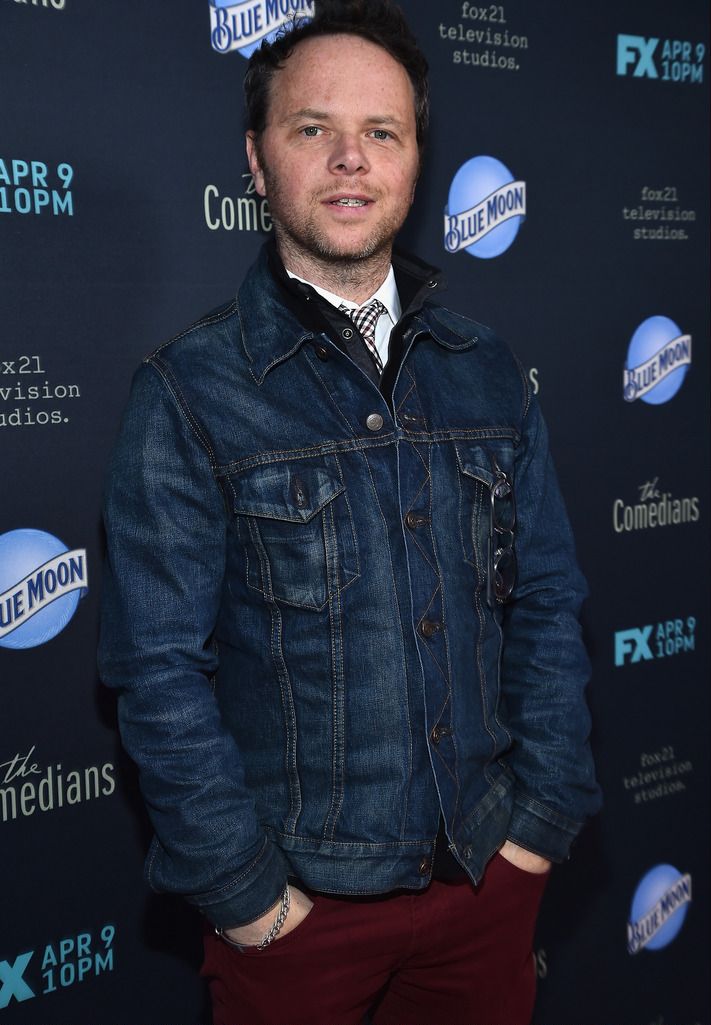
[301,125,323,137]
[369,129,393,141]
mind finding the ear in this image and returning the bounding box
[246,131,267,197]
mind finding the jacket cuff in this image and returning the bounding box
[186,838,290,929]
[507,793,583,864]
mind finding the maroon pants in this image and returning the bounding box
[202,852,548,1025]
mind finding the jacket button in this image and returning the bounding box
[292,477,308,508]
[430,724,452,745]
[419,857,431,875]
[419,619,441,639]
[366,413,384,432]
[342,327,354,341]
[462,845,473,861]
[314,345,329,361]
[427,279,437,288]
[405,512,430,529]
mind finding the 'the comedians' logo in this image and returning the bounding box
[0,529,88,650]
[209,0,314,57]
[444,155,526,259]
[623,316,691,405]
[628,864,692,954]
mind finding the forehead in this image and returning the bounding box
[266,33,416,122]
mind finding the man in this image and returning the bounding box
[99,2,600,1023]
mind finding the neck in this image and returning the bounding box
[276,237,392,305]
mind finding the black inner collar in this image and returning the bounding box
[265,240,445,396]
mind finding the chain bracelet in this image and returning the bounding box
[256,883,290,949]
[215,884,291,952]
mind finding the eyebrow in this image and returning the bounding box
[278,108,408,130]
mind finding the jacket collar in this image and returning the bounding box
[236,242,476,383]
[236,245,317,384]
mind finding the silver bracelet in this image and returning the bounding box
[215,884,291,951]
[256,883,290,949]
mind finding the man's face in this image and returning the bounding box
[246,33,420,269]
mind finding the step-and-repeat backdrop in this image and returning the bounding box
[2,2,709,1023]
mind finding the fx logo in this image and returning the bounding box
[0,951,35,1008]
[615,627,653,666]
[617,35,659,78]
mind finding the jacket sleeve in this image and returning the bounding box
[98,361,289,928]
[501,390,601,862]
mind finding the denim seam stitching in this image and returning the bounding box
[399,366,430,431]
[455,460,473,566]
[513,794,582,833]
[272,601,302,836]
[473,528,499,787]
[361,445,414,837]
[404,445,438,577]
[146,357,218,467]
[252,525,304,831]
[512,351,531,422]
[248,511,302,831]
[426,444,461,807]
[268,830,431,849]
[242,573,357,612]
[147,303,237,358]
[425,305,483,344]
[247,516,272,600]
[238,295,316,383]
[214,430,520,476]
[301,346,370,438]
[337,472,362,581]
[323,500,346,841]
[197,838,272,902]
[247,330,317,384]
[236,460,358,609]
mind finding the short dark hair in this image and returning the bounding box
[244,0,429,153]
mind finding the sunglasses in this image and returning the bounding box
[488,467,516,605]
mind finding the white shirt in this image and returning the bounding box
[286,266,401,368]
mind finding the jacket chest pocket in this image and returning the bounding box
[454,439,516,580]
[229,455,359,610]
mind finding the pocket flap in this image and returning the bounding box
[454,440,515,487]
[231,458,344,523]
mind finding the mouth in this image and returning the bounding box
[325,194,373,208]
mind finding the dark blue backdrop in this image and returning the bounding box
[1,1,708,1022]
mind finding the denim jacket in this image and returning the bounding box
[99,245,600,929]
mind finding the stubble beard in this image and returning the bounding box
[261,164,411,289]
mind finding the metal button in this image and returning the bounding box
[314,345,329,361]
[419,857,432,876]
[405,512,429,530]
[427,279,437,288]
[431,725,451,745]
[366,413,384,432]
[419,619,441,639]
[342,327,354,341]
[462,845,473,861]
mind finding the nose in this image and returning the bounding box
[328,133,370,175]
